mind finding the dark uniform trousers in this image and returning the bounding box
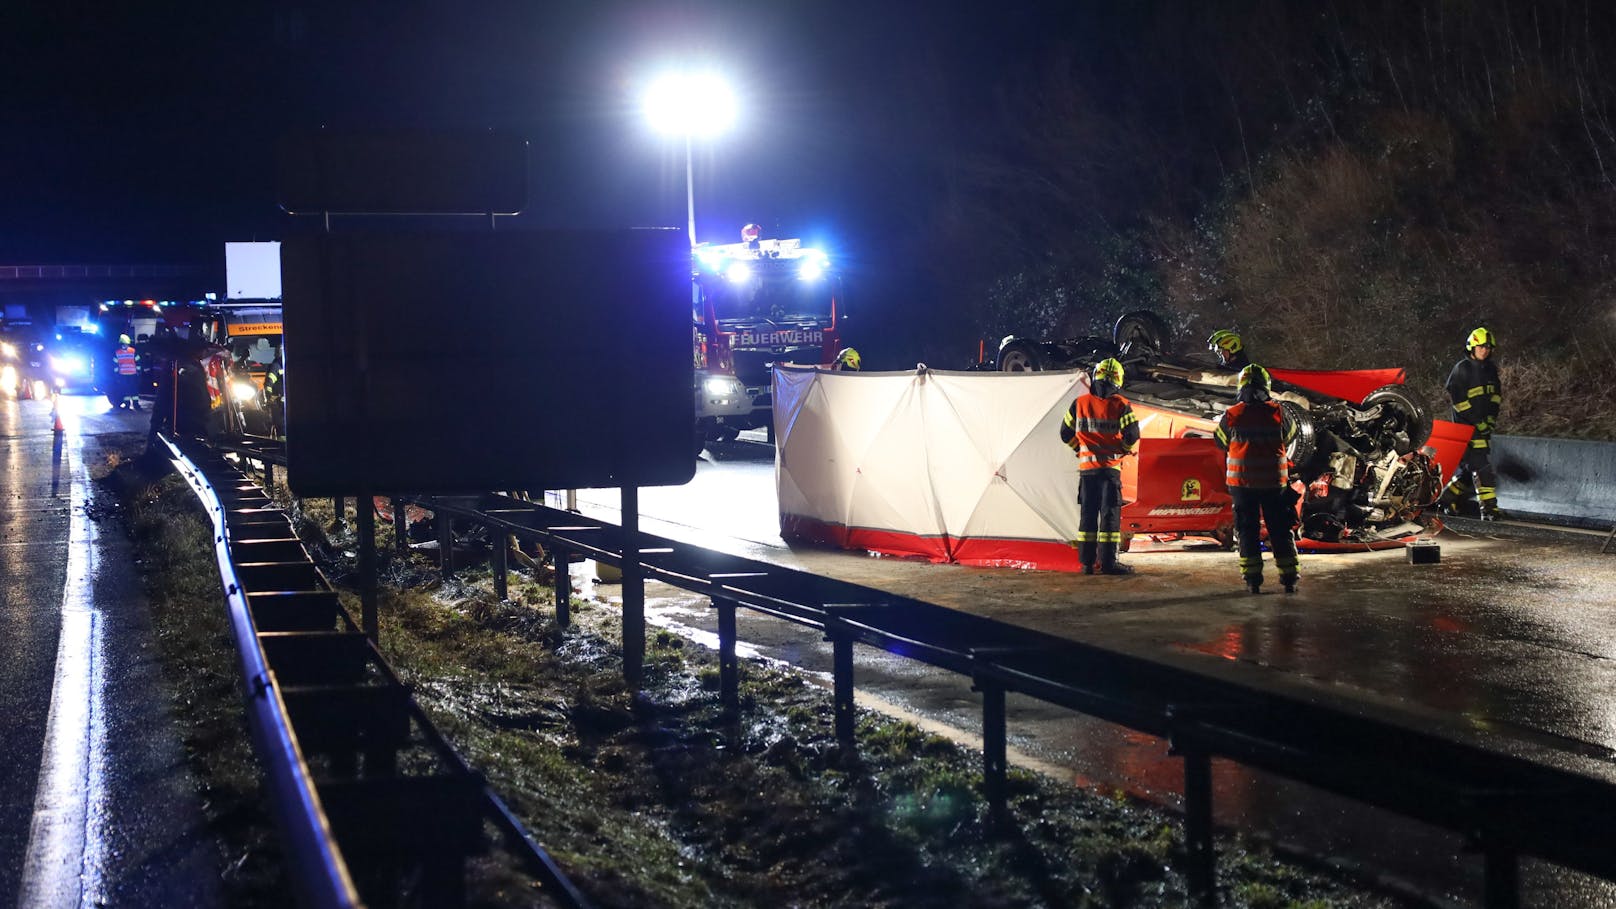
[1231,487,1299,584]
[1078,470,1125,570]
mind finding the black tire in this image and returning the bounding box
[1280,401,1318,467]
[1112,310,1172,358]
[998,339,1048,372]
[1362,384,1432,453]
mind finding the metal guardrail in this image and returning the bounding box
[409,490,1616,909]
[161,436,589,909]
[185,427,1616,907]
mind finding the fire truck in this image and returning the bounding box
[691,225,849,442]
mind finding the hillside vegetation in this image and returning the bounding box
[925,0,1616,439]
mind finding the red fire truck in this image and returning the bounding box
[692,226,849,442]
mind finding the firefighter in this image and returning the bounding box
[263,355,285,437]
[112,334,141,410]
[833,347,861,371]
[1207,330,1251,371]
[1214,364,1300,594]
[1441,327,1503,520]
[1060,357,1140,575]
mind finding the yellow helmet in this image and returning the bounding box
[835,347,861,370]
[1466,327,1496,350]
[1237,363,1271,392]
[118,334,132,345]
[1093,357,1125,387]
[1207,329,1243,356]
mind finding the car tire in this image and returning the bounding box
[1112,310,1172,358]
[998,339,1048,372]
[1362,384,1433,453]
[1280,401,1318,467]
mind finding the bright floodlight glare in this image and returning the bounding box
[696,247,725,271]
[645,72,737,137]
[726,262,753,284]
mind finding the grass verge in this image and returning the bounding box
[108,458,1430,908]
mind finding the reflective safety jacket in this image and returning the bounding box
[1445,355,1501,447]
[1214,399,1295,488]
[1060,391,1139,473]
[114,345,138,375]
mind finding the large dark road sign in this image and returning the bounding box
[282,228,694,495]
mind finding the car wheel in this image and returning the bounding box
[998,340,1048,372]
[1280,401,1318,468]
[1112,310,1171,358]
[1362,384,1433,453]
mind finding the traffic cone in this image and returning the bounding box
[51,396,63,433]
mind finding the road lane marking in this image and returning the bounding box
[17,427,108,908]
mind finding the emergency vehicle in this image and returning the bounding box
[99,297,281,436]
[692,225,849,440]
[199,300,283,437]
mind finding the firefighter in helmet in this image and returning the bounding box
[1207,330,1250,371]
[1060,357,1140,575]
[833,347,861,371]
[1214,364,1300,593]
[1441,327,1503,519]
[112,333,141,410]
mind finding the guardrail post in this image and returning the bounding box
[392,497,408,554]
[714,597,739,709]
[1483,841,1520,909]
[552,550,572,628]
[979,680,1007,823]
[621,486,645,692]
[1181,745,1216,906]
[492,530,509,600]
[437,510,454,578]
[830,629,855,746]
[357,489,378,641]
[333,495,346,528]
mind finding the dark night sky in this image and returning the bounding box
[0,2,1080,266]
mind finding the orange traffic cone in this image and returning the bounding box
[51,397,63,433]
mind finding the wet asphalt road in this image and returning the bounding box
[0,394,220,909]
[566,440,1616,908]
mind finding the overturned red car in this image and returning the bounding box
[994,312,1473,552]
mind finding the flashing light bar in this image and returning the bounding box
[695,238,831,279]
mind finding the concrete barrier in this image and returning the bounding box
[1490,434,1616,529]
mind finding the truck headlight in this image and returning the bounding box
[49,354,86,376]
[231,380,259,404]
[703,375,744,398]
